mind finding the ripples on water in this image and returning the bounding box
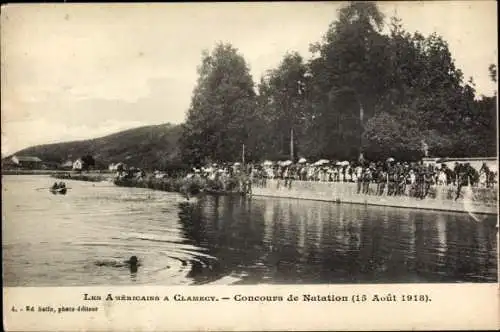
[2,175,498,286]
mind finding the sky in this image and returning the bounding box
[1,1,497,156]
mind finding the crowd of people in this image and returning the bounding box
[113,158,497,200]
[187,158,496,199]
[249,159,496,199]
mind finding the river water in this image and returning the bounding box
[2,175,498,286]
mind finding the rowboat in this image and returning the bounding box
[49,187,67,195]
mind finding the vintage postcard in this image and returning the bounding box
[2,1,498,331]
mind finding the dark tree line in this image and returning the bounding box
[180,2,497,165]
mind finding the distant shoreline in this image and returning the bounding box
[51,172,113,182]
[1,169,112,176]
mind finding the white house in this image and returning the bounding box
[72,159,84,171]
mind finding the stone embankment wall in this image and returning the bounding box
[251,179,498,215]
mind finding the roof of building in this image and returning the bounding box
[12,155,42,162]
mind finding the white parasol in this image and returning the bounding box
[314,159,330,166]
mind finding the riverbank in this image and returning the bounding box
[2,169,70,175]
[112,175,497,215]
[2,169,112,176]
[50,171,113,182]
[113,175,245,196]
[251,179,498,215]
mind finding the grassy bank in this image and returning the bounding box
[113,175,245,195]
[51,172,112,182]
[2,169,73,175]
[2,169,112,175]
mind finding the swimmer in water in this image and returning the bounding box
[125,256,140,266]
[126,255,140,273]
[95,256,141,273]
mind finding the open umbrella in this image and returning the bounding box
[317,159,330,166]
[233,162,241,166]
[282,160,293,166]
[386,157,395,162]
[340,161,350,166]
[298,158,307,164]
[262,160,273,166]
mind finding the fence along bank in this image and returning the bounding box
[251,179,497,215]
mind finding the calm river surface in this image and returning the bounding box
[2,175,498,286]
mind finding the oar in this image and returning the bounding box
[35,187,72,190]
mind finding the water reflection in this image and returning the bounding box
[178,195,498,284]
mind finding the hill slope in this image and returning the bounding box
[7,123,184,170]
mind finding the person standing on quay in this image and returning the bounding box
[377,166,388,196]
[455,163,466,200]
[387,165,396,196]
[362,167,372,194]
[422,167,433,198]
[415,166,425,199]
[355,163,363,194]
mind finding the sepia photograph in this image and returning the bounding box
[1,0,498,294]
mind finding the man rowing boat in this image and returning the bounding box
[51,182,66,190]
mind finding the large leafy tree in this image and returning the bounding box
[81,155,96,171]
[373,16,495,158]
[180,43,258,164]
[256,52,311,160]
[307,1,391,160]
[179,2,496,164]
[468,64,497,157]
